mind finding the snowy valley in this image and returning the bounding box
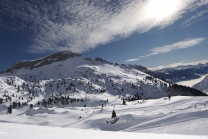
[155,63,208,83]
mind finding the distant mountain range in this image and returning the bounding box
[155,63,208,83]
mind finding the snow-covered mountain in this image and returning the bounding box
[0,51,207,136]
[1,51,158,78]
[0,51,205,105]
[155,63,208,83]
[193,75,208,94]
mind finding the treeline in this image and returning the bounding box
[170,84,206,96]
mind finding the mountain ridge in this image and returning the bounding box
[0,51,205,105]
[1,51,158,79]
[2,51,82,73]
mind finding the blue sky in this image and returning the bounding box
[0,0,208,71]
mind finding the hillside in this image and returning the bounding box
[193,75,208,94]
[0,51,207,136]
[0,51,205,108]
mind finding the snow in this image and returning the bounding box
[1,56,170,99]
[177,74,208,87]
[193,75,208,94]
[1,54,208,138]
[1,96,208,136]
[0,122,207,139]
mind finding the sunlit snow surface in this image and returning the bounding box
[1,56,208,137]
[1,96,208,136]
[0,122,208,139]
[193,75,208,94]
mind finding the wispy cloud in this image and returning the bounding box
[0,0,207,53]
[149,59,208,70]
[182,9,208,27]
[150,38,205,55]
[125,37,205,62]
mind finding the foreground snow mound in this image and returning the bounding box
[0,122,207,139]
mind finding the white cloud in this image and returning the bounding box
[182,9,208,27]
[149,59,208,70]
[150,38,205,55]
[0,0,207,53]
[124,58,140,62]
[125,37,205,62]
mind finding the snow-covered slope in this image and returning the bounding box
[0,51,207,136]
[0,96,208,135]
[193,75,208,94]
[1,122,207,139]
[0,51,174,103]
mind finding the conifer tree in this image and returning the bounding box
[168,94,171,100]
[30,104,33,109]
[7,105,12,114]
[112,110,116,118]
[17,86,20,92]
[123,99,126,105]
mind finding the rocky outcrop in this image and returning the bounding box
[84,57,93,61]
[4,51,82,73]
[1,51,159,81]
[95,57,113,65]
[132,65,158,78]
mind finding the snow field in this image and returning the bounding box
[0,122,207,139]
[0,96,208,135]
[1,55,208,137]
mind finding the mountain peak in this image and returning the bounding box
[4,51,82,73]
